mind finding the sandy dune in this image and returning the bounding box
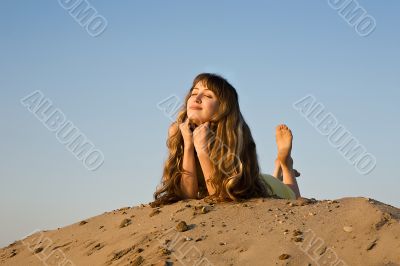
[1,197,399,266]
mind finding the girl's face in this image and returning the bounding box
[187,81,219,126]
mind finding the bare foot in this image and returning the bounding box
[275,124,293,167]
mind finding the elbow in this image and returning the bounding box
[182,190,199,200]
[183,194,198,200]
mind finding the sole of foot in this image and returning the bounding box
[275,124,293,167]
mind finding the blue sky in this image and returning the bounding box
[0,1,399,248]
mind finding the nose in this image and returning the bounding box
[195,96,202,104]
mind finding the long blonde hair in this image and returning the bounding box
[152,73,274,206]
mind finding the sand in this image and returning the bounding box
[0,197,399,266]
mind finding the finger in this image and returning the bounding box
[193,126,202,137]
[180,118,187,126]
[198,121,209,129]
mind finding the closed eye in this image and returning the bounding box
[191,93,213,99]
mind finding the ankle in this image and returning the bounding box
[279,156,293,169]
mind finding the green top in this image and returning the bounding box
[260,173,296,200]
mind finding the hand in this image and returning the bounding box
[193,122,211,156]
[179,118,194,148]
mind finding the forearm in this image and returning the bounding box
[281,165,301,198]
[180,145,199,199]
[197,151,216,196]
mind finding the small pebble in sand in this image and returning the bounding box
[279,253,291,260]
[130,255,144,266]
[343,226,353,232]
[292,237,303,242]
[366,239,378,250]
[79,220,88,226]
[9,249,17,257]
[34,247,43,254]
[194,205,207,211]
[119,218,132,228]
[318,246,327,256]
[219,241,227,245]
[159,247,171,255]
[149,209,161,217]
[184,237,193,241]
[175,221,189,232]
[136,248,144,253]
[293,230,303,236]
[297,197,317,206]
[201,206,211,214]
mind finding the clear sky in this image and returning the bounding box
[1,1,399,248]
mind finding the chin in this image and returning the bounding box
[187,114,203,126]
[188,117,202,126]
[187,110,213,125]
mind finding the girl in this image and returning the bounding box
[152,73,301,206]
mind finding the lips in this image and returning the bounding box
[189,106,202,110]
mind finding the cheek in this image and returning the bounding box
[209,102,219,113]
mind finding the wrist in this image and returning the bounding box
[196,148,209,159]
[184,141,194,150]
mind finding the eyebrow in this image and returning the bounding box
[192,87,210,91]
